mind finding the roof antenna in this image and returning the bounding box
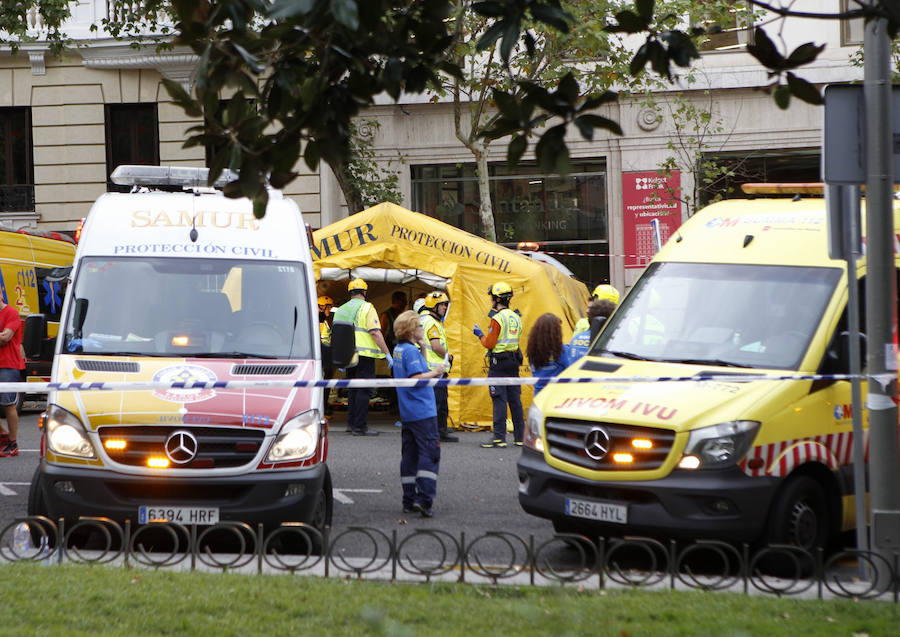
[189,195,199,243]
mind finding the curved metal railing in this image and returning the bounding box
[1,516,896,601]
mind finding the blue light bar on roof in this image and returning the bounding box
[110,165,239,189]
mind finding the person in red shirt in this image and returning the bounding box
[0,295,24,457]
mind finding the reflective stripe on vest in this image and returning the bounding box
[320,321,331,345]
[333,297,384,359]
[354,300,385,359]
[420,312,447,368]
[493,308,522,353]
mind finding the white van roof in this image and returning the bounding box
[78,188,306,262]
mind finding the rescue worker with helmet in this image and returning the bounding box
[473,282,525,448]
[333,279,393,436]
[318,295,335,415]
[419,291,459,443]
[573,284,620,334]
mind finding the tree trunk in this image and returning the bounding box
[474,143,497,242]
[327,157,365,214]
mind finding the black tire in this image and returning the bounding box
[757,476,828,576]
[26,467,57,548]
[766,475,828,551]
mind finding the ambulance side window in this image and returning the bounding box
[35,266,70,322]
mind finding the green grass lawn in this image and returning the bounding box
[2,562,897,636]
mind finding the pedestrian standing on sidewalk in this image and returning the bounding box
[392,310,447,517]
[473,282,525,448]
[0,295,24,457]
[419,291,458,442]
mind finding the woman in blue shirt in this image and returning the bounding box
[392,310,447,518]
[526,313,574,395]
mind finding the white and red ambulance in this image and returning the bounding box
[27,166,331,539]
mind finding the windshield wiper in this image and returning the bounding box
[78,351,164,357]
[668,358,748,368]
[599,349,652,361]
[191,352,279,359]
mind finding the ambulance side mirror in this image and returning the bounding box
[590,316,607,344]
[23,314,47,360]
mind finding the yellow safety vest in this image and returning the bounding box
[353,300,385,359]
[420,312,447,369]
[319,321,331,346]
[493,308,522,353]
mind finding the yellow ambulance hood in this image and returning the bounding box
[537,358,795,432]
[53,355,316,431]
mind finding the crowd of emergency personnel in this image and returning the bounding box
[316,278,619,517]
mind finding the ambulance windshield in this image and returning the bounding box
[591,262,842,370]
[63,257,315,359]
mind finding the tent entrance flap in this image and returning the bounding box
[319,266,449,290]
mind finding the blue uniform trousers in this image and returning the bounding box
[400,416,441,509]
[347,355,376,433]
[488,353,525,443]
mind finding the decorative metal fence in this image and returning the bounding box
[1,516,898,601]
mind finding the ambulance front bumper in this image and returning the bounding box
[37,461,328,529]
[517,448,780,543]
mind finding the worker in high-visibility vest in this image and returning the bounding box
[318,295,334,415]
[574,283,620,334]
[333,279,393,436]
[419,291,458,442]
[473,282,525,448]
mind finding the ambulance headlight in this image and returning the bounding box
[679,420,759,469]
[524,404,545,453]
[43,404,96,459]
[266,410,321,463]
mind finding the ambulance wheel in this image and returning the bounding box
[309,468,333,552]
[758,476,827,575]
[26,468,57,548]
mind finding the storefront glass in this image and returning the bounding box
[411,161,608,286]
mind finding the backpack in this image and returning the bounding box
[331,298,364,368]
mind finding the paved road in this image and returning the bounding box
[0,410,555,553]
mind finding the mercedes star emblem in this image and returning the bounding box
[165,430,199,464]
[584,427,611,461]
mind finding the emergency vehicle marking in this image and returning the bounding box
[152,365,218,403]
[130,209,261,230]
[739,430,866,477]
[551,396,677,420]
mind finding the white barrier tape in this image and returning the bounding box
[0,373,863,393]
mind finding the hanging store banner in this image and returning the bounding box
[622,171,683,269]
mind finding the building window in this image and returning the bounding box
[841,0,864,46]
[699,148,821,205]
[0,107,35,212]
[105,103,159,191]
[698,1,753,52]
[411,161,608,286]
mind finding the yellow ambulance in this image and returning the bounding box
[518,191,892,552]
[0,226,76,408]
[27,166,331,541]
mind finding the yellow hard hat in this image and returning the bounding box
[424,291,449,310]
[488,281,513,298]
[591,284,620,304]
[348,278,368,293]
[317,295,334,310]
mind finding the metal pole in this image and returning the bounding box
[863,15,900,575]
[842,186,869,573]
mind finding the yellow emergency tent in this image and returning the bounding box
[312,202,590,427]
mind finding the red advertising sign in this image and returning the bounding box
[622,171,682,269]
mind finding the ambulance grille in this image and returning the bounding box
[98,426,265,469]
[75,360,140,373]
[545,418,675,471]
[231,364,297,376]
